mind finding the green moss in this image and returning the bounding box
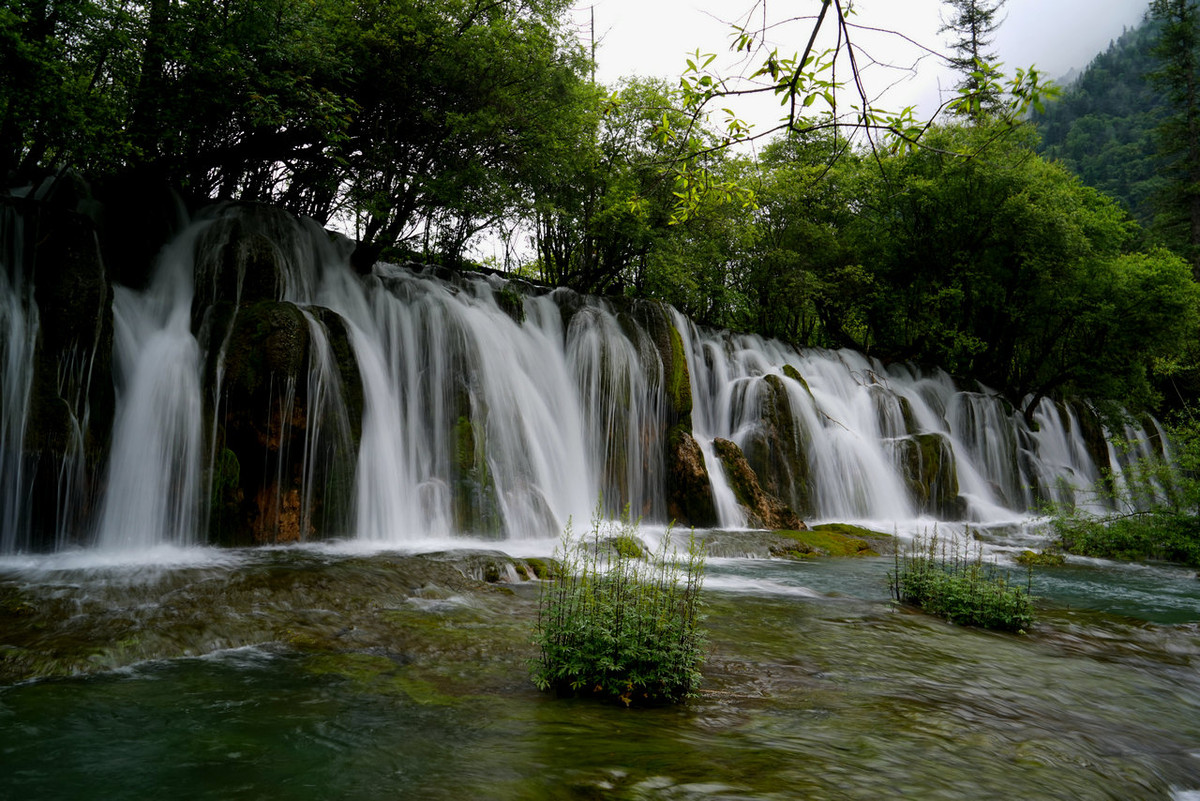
[453,416,476,471]
[781,364,815,402]
[666,323,692,423]
[771,525,887,559]
[523,557,557,580]
[495,284,526,324]
[898,433,963,519]
[810,522,890,539]
[1015,549,1066,567]
[211,447,240,499]
[608,534,646,559]
[303,652,464,706]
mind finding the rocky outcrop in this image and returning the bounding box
[713,437,803,530]
[895,432,966,519]
[6,196,114,550]
[665,426,717,527]
[631,300,692,428]
[210,301,361,545]
[741,374,812,518]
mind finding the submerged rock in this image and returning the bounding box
[698,524,890,559]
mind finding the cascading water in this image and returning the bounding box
[672,318,1159,528]
[0,204,37,552]
[94,227,206,550]
[0,202,1172,554]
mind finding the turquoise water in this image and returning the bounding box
[2,550,1198,800]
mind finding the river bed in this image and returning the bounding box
[1,544,1198,800]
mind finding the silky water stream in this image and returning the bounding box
[1,541,1198,801]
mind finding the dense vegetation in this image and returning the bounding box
[531,515,706,705]
[1050,414,1200,568]
[1036,22,1166,229]
[5,2,1200,418]
[890,531,1036,632]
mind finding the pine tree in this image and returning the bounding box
[940,0,1008,117]
[1148,0,1200,272]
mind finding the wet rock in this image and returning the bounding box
[192,204,299,319]
[895,432,966,519]
[631,300,692,427]
[712,437,803,530]
[666,426,718,527]
[698,524,890,559]
[741,374,812,518]
[7,197,115,550]
[420,549,544,583]
[211,301,356,545]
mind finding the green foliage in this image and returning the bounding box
[1049,412,1200,567]
[842,122,1200,409]
[1147,0,1200,266]
[1,0,588,260]
[889,531,1035,632]
[939,0,1010,118]
[531,511,706,705]
[1035,22,1166,229]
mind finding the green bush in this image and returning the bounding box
[1049,414,1200,568]
[531,511,706,705]
[889,531,1035,632]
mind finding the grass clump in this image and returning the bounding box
[531,509,706,706]
[889,530,1035,633]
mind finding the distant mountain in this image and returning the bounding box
[1034,21,1166,228]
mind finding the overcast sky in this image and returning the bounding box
[571,0,1148,129]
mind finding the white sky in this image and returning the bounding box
[571,0,1148,129]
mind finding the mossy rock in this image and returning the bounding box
[494,282,526,324]
[665,424,717,528]
[741,374,812,517]
[420,549,540,583]
[769,524,892,559]
[606,534,647,559]
[712,437,802,530]
[630,300,692,426]
[896,432,965,520]
[1015,549,1066,567]
[781,364,815,403]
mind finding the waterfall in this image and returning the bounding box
[94,228,205,550]
[671,320,1152,527]
[0,204,37,552]
[0,202,1173,553]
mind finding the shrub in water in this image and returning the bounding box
[531,510,706,705]
[889,530,1035,633]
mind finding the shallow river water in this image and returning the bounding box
[1,545,1198,800]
